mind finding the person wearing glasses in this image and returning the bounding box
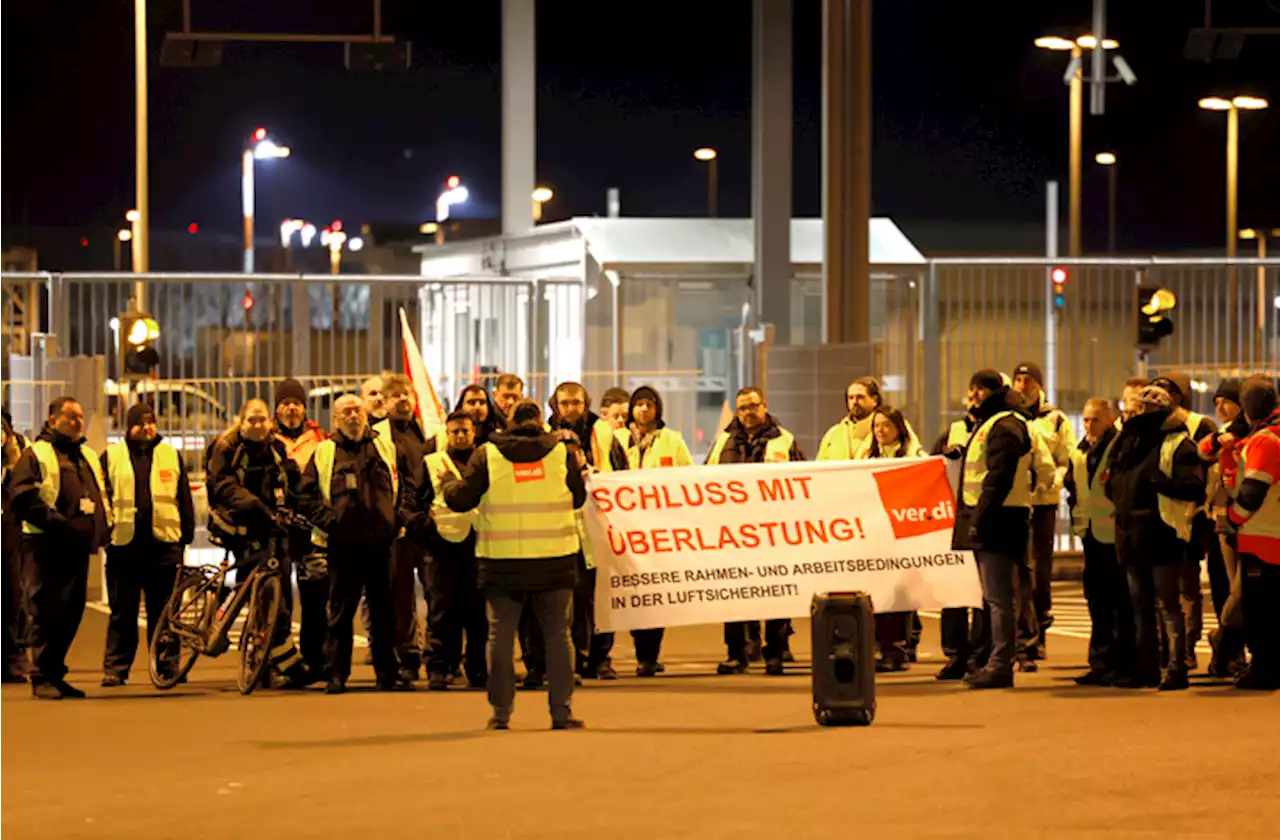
[706,386,805,676]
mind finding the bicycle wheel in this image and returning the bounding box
[150,571,214,690]
[237,572,283,695]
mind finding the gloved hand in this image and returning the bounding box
[298,551,328,581]
[553,428,581,447]
[942,444,964,460]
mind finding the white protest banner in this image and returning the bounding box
[584,456,983,633]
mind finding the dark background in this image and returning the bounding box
[3,0,1277,255]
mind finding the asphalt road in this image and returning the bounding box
[3,590,1275,839]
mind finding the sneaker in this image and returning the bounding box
[936,658,968,681]
[1158,672,1189,691]
[596,662,618,681]
[551,717,586,730]
[427,673,449,691]
[1073,670,1113,686]
[325,678,346,695]
[521,670,545,690]
[635,662,658,678]
[31,682,62,700]
[764,658,784,676]
[487,717,509,730]
[100,674,126,688]
[716,658,747,675]
[53,680,86,699]
[964,669,1014,690]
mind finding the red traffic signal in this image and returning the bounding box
[242,290,255,311]
[1051,267,1068,286]
[188,222,198,235]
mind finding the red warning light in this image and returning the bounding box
[446,175,461,189]
[79,237,89,248]
[187,222,198,235]
[331,220,343,232]
[253,127,267,142]
[242,290,255,311]
[1051,267,1068,285]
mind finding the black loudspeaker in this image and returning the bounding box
[811,592,876,726]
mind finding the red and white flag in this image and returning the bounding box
[399,307,447,437]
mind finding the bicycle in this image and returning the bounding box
[149,510,313,694]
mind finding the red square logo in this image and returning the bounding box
[513,462,546,483]
[659,456,674,467]
[872,459,956,539]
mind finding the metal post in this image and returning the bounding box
[1068,45,1083,257]
[707,157,718,218]
[821,0,872,344]
[1090,0,1107,115]
[606,188,620,218]
[1107,164,1117,254]
[753,0,793,346]
[1227,105,1238,349]
[501,0,536,235]
[1045,180,1059,406]
[132,0,150,304]
[290,279,310,375]
[242,149,255,273]
[920,262,941,441]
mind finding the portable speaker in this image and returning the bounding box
[810,591,877,726]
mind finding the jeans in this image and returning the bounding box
[724,619,789,662]
[1126,562,1187,680]
[425,550,488,683]
[940,607,988,669]
[975,549,1017,677]
[1240,554,1280,683]
[487,587,574,724]
[631,627,665,666]
[1016,505,1057,658]
[392,540,430,674]
[1081,535,1134,675]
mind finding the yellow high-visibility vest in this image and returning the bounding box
[1157,431,1194,542]
[853,436,925,460]
[476,443,577,560]
[616,427,694,470]
[707,428,795,465]
[962,411,1033,508]
[1186,411,1207,440]
[311,432,399,547]
[587,418,617,472]
[22,440,112,535]
[816,416,872,461]
[1069,438,1116,544]
[946,420,970,449]
[106,440,183,545]
[424,449,476,543]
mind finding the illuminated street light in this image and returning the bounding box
[348,236,364,252]
[436,177,469,223]
[242,127,292,273]
[300,222,317,248]
[1094,153,1119,252]
[1198,95,1270,257]
[125,209,141,223]
[1074,35,1119,50]
[1094,152,1116,165]
[117,229,133,242]
[694,148,718,217]
[693,147,717,161]
[253,139,290,160]
[532,186,554,222]
[419,222,439,235]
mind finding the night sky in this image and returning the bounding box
[3,0,1277,253]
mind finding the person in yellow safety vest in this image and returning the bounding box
[546,381,628,682]
[437,398,589,730]
[99,403,195,688]
[853,406,925,672]
[9,397,111,699]
[708,386,806,676]
[297,393,412,694]
[2,412,25,683]
[1150,372,1219,672]
[817,376,918,460]
[951,371,1034,690]
[413,410,488,691]
[1009,362,1078,669]
[1064,397,1132,686]
[273,378,330,683]
[613,385,693,676]
[600,387,631,432]
[1104,384,1204,691]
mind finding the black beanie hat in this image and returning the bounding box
[1214,379,1241,407]
[1241,376,1277,423]
[969,369,1003,392]
[275,378,307,407]
[1012,362,1044,387]
[127,402,155,430]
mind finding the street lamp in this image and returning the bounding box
[1197,95,1269,258]
[114,229,133,271]
[321,223,348,276]
[242,127,291,273]
[1241,227,1280,356]
[1094,152,1118,253]
[436,175,469,223]
[532,186,554,222]
[694,147,718,217]
[1034,34,1119,257]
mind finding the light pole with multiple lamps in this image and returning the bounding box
[1196,96,1269,259]
[1094,152,1117,253]
[694,147,718,218]
[242,127,291,273]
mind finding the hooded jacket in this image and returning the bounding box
[100,435,196,560]
[10,425,110,551]
[442,425,587,591]
[297,425,408,550]
[619,386,694,469]
[1104,408,1204,564]
[207,431,297,541]
[951,386,1031,557]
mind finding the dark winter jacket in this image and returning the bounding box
[442,425,587,591]
[414,443,477,558]
[951,387,1032,558]
[207,432,296,542]
[296,426,409,550]
[100,436,196,563]
[10,427,110,552]
[1105,409,1205,565]
[549,407,629,472]
[381,416,429,491]
[706,415,806,464]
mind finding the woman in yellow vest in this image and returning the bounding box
[99,403,195,687]
[437,398,588,730]
[614,385,693,676]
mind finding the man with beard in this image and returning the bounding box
[416,411,487,690]
[1105,384,1204,690]
[615,385,693,675]
[99,403,195,687]
[1200,380,1250,676]
[547,381,628,681]
[708,386,805,676]
[10,397,111,699]
[818,377,882,460]
[273,378,329,680]
[298,394,412,693]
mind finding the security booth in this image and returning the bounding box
[414,217,926,457]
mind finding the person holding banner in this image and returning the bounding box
[708,386,805,676]
[952,371,1034,689]
[438,399,588,730]
[614,385,693,676]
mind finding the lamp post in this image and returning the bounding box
[114,229,133,272]
[1094,152,1117,253]
[242,127,291,273]
[694,147,718,217]
[1240,227,1280,358]
[133,0,149,301]
[532,186,554,222]
[1034,35,1118,257]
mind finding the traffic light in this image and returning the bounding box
[1137,285,1176,347]
[1051,266,1067,309]
[118,312,161,379]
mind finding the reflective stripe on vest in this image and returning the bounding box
[311,434,399,547]
[707,428,795,465]
[962,411,1033,508]
[476,443,577,560]
[1157,431,1194,542]
[1186,412,1206,440]
[22,440,112,535]
[276,426,326,470]
[425,450,476,543]
[1233,428,1280,552]
[1069,440,1115,544]
[946,420,969,449]
[107,441,183,545]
